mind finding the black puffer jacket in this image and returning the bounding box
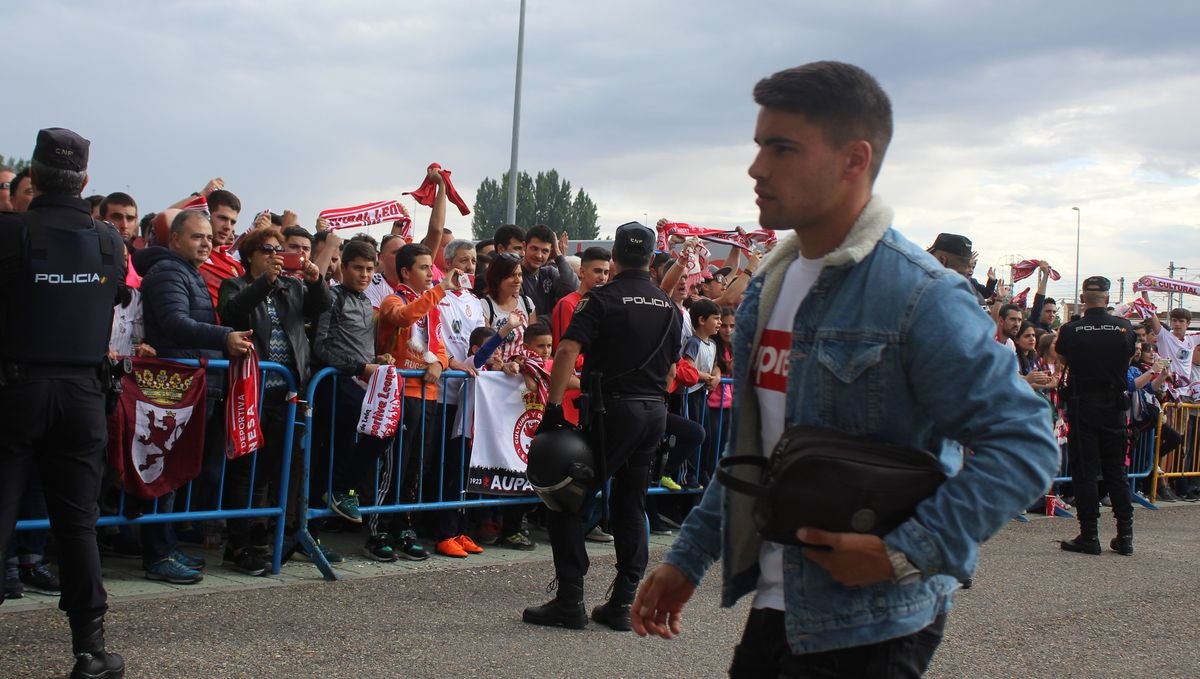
[134,246,230,360]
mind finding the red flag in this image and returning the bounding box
[107,359,207,499]
[405,163,471,216]
[225,348,263,460]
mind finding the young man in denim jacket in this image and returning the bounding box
[631,61,1059,677]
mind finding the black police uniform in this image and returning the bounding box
[549,267,681,582]
[1054,277,1136,555]
[0,128,127,677]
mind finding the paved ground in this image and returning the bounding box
[3,504,1200,678]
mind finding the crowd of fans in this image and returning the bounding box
[4,164,1195,601]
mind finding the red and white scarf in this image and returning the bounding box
[181,194,209,214]
[520,348,551,406]
[225,348,263,460]
[656,221,776,255]
[1133,275,1200,297]
[319,199,412,233]
[1011,287,1031,308]
[1010,260,1062,284]
[357,366,403,439]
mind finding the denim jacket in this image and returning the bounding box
[662,197,1059,654]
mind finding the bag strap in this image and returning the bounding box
[714,455,772,497]
[601,311,675,387]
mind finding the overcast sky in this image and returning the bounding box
[5,1,1198,305]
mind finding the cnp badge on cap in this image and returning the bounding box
[1082,276,1110,292]
[33,127,90,172]
[613,221,655,259]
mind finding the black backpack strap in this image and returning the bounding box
[714,456,771,496]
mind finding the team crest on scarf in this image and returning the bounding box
[107,359,207,499]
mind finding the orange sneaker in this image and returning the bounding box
[456,534,484,554]
[436,538,468,558]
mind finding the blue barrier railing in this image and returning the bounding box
[12,359,300,575]
[1047,425,1159,517]
[292,369,736,580]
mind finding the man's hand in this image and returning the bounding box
[986,266,996,281]
[202,177,224,196]
[631,564,695,639]
[796,528,893,587]
[501,361,520,376]
[225,330,254,358]
[134,343,157,358]
[428,165,445,187]
[315,217,331,233]
[556,230,569,258]
[253,211,272,231]
[535,403,569,435]
[424,361,443,385]
[281,210,299,228]
[448,358,478,377]
[441,267,463,291]
[375,353,396,366]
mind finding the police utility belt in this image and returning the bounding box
[716,426,945,548]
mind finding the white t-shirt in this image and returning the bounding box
[365,272,398,310]
[438,290,485,406]
[752,255,824,610]
[683,335,717,394]
[1156,326,1200,383]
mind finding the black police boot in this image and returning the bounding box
[1110,517,1134,556]
[522,577,588,629]
[1060,519,1101,556]
[591,573,639,631]
[70,615,125,679]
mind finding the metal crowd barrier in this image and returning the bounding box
[1150,402,1200,501]
[292,369,737,581]
[1048,424,1160,516]
[13,359,300,575]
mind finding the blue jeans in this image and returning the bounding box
[729,608,946,678]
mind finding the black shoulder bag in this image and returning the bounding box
[716,426,946,547]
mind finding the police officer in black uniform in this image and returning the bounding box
[0,128,127,678]
[1055,276,1136,557]
[523,221,682,631]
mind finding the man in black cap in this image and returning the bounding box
[928,232,994,305]
[1055,275,1137,556]
[523,221,682,631]
[0,128,126,677]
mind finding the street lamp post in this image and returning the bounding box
[504,0,527,225]
[1072,206,1081,313]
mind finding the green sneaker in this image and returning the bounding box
[395,530,429,561]
[326,490,362,523]
[659,475,683,491]
[364,534,397,562]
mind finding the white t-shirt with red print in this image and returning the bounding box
[752,255,823,611]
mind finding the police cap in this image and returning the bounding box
[928,233,972,259]
[1082,276,1110,292]
[32,127,90,172]
[613,221,655,259]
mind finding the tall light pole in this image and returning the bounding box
[504,0,527,225]
[1072,206,1081,311]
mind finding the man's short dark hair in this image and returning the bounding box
[753,61,893,181]
[85,194,104,210]
[475,238,494,252]
[99,192,137,219]
[29,161,85,196]
[349,233,378,250]
[689,298,722,327]
[493,224,525,249]
[580,246,611,265]
[206,189,241,215]
[469,326,497,350]
[395,243,432,275]
[340,240,376,266]
[526,224,555,245]
[1042,298,1057,307]
[1170,308,1192,322]
[999,303,1023,319]
[282,225,314,247]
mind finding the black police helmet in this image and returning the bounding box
[526,428,596,513]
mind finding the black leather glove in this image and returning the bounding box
[536,403,569,435]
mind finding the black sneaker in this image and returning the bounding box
[97,532,143,559]
[395,530,429,561]
[19,562,61,595]
[223,547,267,577]
[294,539,345,564]
[501,532,536,551]
[3,565,23,600]
[364,534,398,562]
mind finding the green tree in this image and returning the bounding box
[471,168,599,240]
[0,154,30,172]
